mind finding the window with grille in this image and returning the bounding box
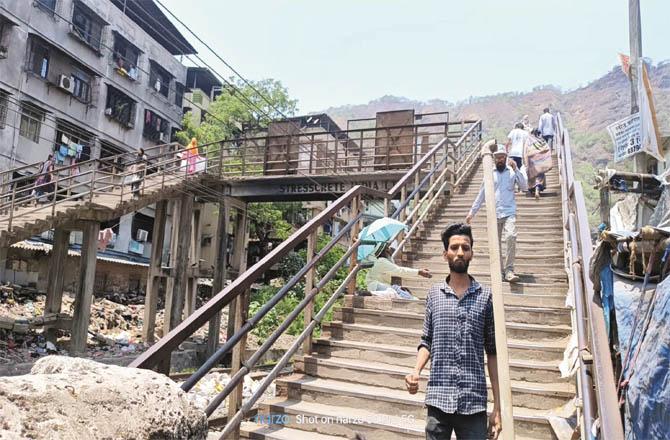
[174,82,184,107]
[71,2,104,52]
[143,109,169,142]
[149,61,171,98]
[72,70,91,102]
[19,102,45,143]
[0,90,8,129]
[112,32,140,81]
[35,0,57,14]
[105,85,136,127]
[28,38,50,79]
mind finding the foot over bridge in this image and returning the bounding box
[0,112,621,439]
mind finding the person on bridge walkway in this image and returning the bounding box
[365,242,431,299]
[405,223,502,440]
[129,148,148,198]
[465,144,528,283]
[538,108,556,152]
[505,122,529,169]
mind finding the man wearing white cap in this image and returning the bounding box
[465,145,527,282]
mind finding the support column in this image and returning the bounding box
[227,204,250,439]
[226,208,249,340]
[142,200,167,343]
[206,199,229,359]
[302,230,317,354]
[43,228,70,345]
[70,221,100,355]
[164,194,194,335]
[185,204,203,318]
[0,246,7,284]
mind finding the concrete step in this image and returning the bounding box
[240,422,346,440]
[402,280,568,296]
[324,320,570,346]
[270,377,557,439]
[409,245,564,256]
[407,254,565,266]
[260,398,424,439]
[346,292,567,311]
[395,271,568,288]
[294,357,573,411]
[311,340,565,383]
[335,304,569,328]
[406,261,567,275]
[318,323,566,365]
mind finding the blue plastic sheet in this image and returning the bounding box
[614,274,670,439]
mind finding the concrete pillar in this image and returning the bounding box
[0,246,7,283]
[226,207,249,341]
[142,200,168,343]
[43,228,70,345]
[70,221,100,355]
[185,204,203,318]
[227,205,250,436]
[163,194,193,335]
[206,199,229,358]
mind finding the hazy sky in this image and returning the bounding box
[161,0,670,113]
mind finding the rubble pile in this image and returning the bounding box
[0,356,208,439]
[183,370,276,417]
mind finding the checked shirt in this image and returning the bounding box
[418,277,496,415]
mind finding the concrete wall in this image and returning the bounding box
[0,0,187,170]
[5,247,148,294]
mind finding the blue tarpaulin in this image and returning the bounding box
[614,274,670,439]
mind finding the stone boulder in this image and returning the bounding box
[0,356,207,439]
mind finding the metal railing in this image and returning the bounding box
[129,120,483,438]
[556,113,624,439]
[0,120,476,236]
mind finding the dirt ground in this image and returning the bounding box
[0,286,296,367]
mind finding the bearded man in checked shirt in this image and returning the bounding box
[405,223,502,439]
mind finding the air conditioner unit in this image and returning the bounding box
[136,229,149,242]
[58,75,75,94]
[128,240,144,255]
[104,108,113,116]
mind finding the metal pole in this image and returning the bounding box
[629,0,647,180]
[480,140,515,440]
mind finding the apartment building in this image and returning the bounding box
[0,0,196,291]
[0,0,195,169]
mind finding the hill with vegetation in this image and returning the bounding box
[320,62,670,225]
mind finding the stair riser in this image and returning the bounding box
[279,383,557,439]
[260,403,420,440]
[346,295,567,312]
[294,359,571,411]
[404,283,567,296]
[408,262,566,274]
[314,346,564,383]
[336,308,569,328]
[326,321,568,344]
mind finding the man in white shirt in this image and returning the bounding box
[538,108,556,151]
[465,144,528,282]
[366,242,431,299]
[505,123,529,169]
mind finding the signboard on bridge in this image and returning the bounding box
[607,113,641,163]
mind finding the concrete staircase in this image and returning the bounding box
[0,171,208,248]
[242,159,573,439]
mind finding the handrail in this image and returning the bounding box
[124,121,483,438]
[556,113,624,439]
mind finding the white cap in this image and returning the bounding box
[492,144,508,156]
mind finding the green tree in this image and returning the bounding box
[176,78,298,146]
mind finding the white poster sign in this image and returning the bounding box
[607,113,641,163]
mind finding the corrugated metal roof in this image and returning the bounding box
[11,240,149,267]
